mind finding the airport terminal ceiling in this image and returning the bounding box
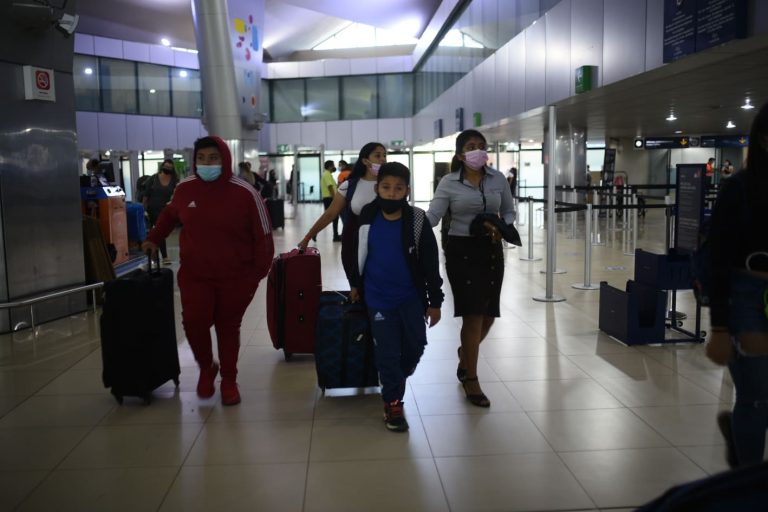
[74,0,767,144]
[74,0,441,60]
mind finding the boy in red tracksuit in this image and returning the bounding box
[142,136,274,405]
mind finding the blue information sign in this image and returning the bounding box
[663,0,697,63]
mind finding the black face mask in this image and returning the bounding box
[161,168,174,175]
[378,197,407,214]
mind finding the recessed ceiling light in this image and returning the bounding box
[179,70,188,78]
[674,130,682,134]
[666,113,677,121]
[149,89,157,94]
[84,67,93,75]
[726,120,736,129]
[741,98,754,110]
[160,37,171,47]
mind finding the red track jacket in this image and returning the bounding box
[147,136,274,282]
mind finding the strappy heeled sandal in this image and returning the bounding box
[462,377,490,408]
[456,346,467,383]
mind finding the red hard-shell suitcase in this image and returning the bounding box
[266,247,321,360]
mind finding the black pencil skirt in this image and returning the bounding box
[444,235,504,318]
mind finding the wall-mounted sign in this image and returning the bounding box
[700,135,749,147]
[390,139,405,148]
[575,65,596,94]
[473,112,482,127]
[23,66,56,102]
[455,107,464,132]
[434,119,443,139]
[644,136,692,149]
[663,0,747,63]
[277,144,291,153]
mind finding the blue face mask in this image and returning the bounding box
[197,165,222,182]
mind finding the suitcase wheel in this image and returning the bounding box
[283,351,293,361]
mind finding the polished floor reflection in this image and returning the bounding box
[1,203,740,511]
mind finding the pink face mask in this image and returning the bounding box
[370,163,381,176]
[463,149,487,170]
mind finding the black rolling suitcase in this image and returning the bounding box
[315,291,379,391]
[266,198,285,229]
[100,256,180,404]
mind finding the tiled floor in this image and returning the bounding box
[1,203,743,511]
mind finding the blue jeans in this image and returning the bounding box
[728,272,768,466]
[368,298,427,403]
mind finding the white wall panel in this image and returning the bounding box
[123,41,150,63]
[524,20,546,110]
[377,119,406,146]
[325,121,353,150]
[267,124,278,152]
[149,46,174,66]
[74,34,95,55]
[177,118,203,148]
[125,115,153,151]
[603,0,646,85]
[324,59,351,76]
[571,0,604,93]
[494,44,511,122]
[97,113,127,150]
[545,0,572,104]
[645,0,664,71]
[299,61,324,77]
[300,122,326,148]
[508,35,526,116]
[152,117,179,149]
[351,119,378,150]
[268,62,300,79]
[404,118,414,147]
[199,123,209,138]
[173,50,200,70]
[276,123,301,148]
[350,59,377,75]
[93,36,123,58]
[412,115,434,146]
[258,124,271,152]
[75,112,99,150]
[376,56,409,74]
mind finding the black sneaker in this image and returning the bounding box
[717,411,738,468]
[383,400,409,432]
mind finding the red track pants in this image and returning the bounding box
[177,267,258,383]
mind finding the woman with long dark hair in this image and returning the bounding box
[426,129,516,407]
[299,142,387,297]
[706,102,768,467]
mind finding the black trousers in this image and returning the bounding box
[323,197,339,236]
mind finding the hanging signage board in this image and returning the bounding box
[675,164,707,253]
[700,135,749,147]
[663,0,747,63]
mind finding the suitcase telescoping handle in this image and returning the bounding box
[146,252,161,273]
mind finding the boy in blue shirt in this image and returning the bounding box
[351,162,443,432]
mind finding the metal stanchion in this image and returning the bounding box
[609,186,617,246]
[573,204,599,290]
[592,193,604,246]
[534,106,565,302]
[624,195,637,256]
[520,198,541,262]
[568,189,577,239]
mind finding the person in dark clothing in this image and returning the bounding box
[142,159,178,265]
[706,101,768,468]
[351,162,443,432]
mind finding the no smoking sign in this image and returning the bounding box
[23,65,56,101]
